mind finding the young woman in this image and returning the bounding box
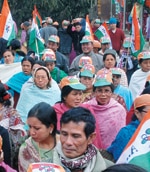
[18,102,58,172]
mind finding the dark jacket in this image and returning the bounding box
[58,28,72,54]
[55,51,69,74]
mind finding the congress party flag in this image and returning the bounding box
[85,15,94,40]
[117,111,150,171]
[94,22,109,40]
[33,5,42,28]
[131,4,145,57]
[29,8,45,55]
[0,0,16,43]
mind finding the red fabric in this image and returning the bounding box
[126,104,134,125]
[109,28,125,52]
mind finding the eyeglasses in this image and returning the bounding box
[35,76,47,80]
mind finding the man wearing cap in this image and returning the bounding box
[69,35,104,76]
[40,17,57,45]
[67,18,85,55]
[92,19,101,40]
[58,20,72,60]
[47,35,69,73]
[99,36,111,55]
[129,51,150,100]
[109,17,125,55]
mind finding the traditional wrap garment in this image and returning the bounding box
[85,98,126,149]
[129,69,150,101]
[16,84,61,124]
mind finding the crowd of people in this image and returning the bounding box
[0,12,150,172]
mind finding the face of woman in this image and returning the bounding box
[80,76,94,90]
[27,117,52,143]
[22,60,32,75]
[3,51,14,64]
[95,86,112,105]
[34,69,50,89]
[135,105,150,122]
[64,90,83,108]
[104,54,116,69]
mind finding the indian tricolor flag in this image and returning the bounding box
[117,111,150,171]
[0,0,16,43]
[29,8,45,55]
[131,4,145,57]
[94,22,110,40]
[85,15,94,40]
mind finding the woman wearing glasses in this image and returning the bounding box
[84,70,126,149]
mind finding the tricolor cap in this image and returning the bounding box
[80,36,93,44]
[138,51,150,61]
[79,56,92,68]
[60,76,86,90]
[93,40,101,48]
[123,37,132,48]
[48,35,60,43]
[111,68,122,76]
[80,64,95,78]
[94,70,112,87]
[95,19,101,24]
[42,49,56,62]
[101,36,111,44]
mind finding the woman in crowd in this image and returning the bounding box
[5,56,35,108]
[16,66,61,125]
[0,82,26,169]
[18,102,58,172]
[107,94,150,162]
[84,70,126,149]
[3,50,15,64]
[129,51,150,101]
[101,49,128,87]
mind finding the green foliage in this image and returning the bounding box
[0,0,90,26]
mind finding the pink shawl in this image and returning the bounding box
[85,98,126,149]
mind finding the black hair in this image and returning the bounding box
[73,22,81,27]
[27,50,35,56]
[93,83,114,93]
[3,49,14,56]
[138,58,150,64]
[60,107,96,138]
[103,53,116,62]
[21,56,35,68]
[9,39,21,50]
[61,85,73,102]
[142,85,150,94]
[79,73,95,78]
[0,38,8,58]
[34,60,46,66]
[102,163,147,172]
[0,83,11,107]
[28,102,57,137]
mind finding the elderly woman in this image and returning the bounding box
[84,70,126,149]
[16,66,61,125]
[18,102,60,172]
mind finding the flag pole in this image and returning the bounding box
[123,0,126,31]
[35,38,39,57]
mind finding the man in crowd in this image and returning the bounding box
[69,36,103,75]
[56,107,113,172]
[109,17,125,55]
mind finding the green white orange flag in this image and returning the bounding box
[131,4,145,57]
[29,8,45,55]
[0,0,16,43]
[117,111,150,171]
[85,15,94,40]
[33,5,42,28]
[94,22,110,40]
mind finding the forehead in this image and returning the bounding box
[61,121,86,134]
[96,86,111,90]
[48,41,57,45]
[35,69,47,75]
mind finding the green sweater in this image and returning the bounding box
[50,67,67,83]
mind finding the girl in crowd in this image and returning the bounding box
[18,102,58,172]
